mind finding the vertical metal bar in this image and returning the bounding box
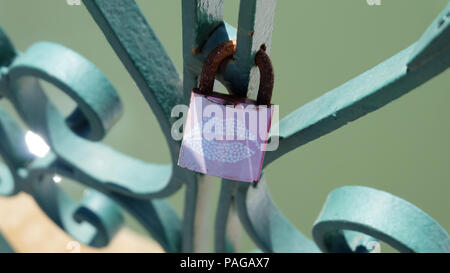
[215,181,242,253]
[182,0,224,100]
[233,0,277,98]
[182,0,224,54]
[181,0,224,253]
[214,180,234,252]
[214,0,277,253]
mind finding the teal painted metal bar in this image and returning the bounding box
[0,232,13,253]
[314,186,450,253]
[233,0,277,98]
[82,0,191,198]
[264,3,450,167]
[181,0,226,252]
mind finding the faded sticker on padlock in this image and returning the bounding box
[178,92,273,182]
[182,116,259,163]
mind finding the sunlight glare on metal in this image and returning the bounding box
[52,175,62,184]
[25,130,50,158]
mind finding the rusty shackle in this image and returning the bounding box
[198,40,274,106]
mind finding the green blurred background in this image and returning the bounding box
[0,0,449,252]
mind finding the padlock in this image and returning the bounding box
[178,40,274,182]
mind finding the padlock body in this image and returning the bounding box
[178,91,274,182]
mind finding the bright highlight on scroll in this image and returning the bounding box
[25,131,50,158]
[52,175,62,184]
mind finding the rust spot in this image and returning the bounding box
[260,44,267,51]
[198,40,274,106]
[254,48,274,106]
[249,31,254,37]
[199,40,237,94]
[192,47,200,55]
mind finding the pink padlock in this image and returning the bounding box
[178,40,275,182]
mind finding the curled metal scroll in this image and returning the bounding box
[313,186,450,253]
[0,1,449,253]
[0,28,181,252]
